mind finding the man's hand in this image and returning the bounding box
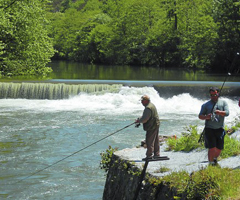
[135,118,141,128]
[215,110,226,116]
[199,113,212,120]
[205,113,212,120]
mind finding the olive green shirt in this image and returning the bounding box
[139,102,160,131]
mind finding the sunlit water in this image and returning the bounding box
[1,86,239,199]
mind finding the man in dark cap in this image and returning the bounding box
[135,95,160,161]
[199,87,229,165]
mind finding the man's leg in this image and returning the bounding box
[153,128,160,157]
[208,147,221,163]
[214,148,222,158]
[205,128,219,163]
[146,129,155,157]
[209,128,225,163]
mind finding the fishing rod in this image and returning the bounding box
[16,122,136,184]
[198,52,239,143]
[220,52,239,93]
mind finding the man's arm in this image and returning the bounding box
[138,108,151,123]
[214,110,226,117]
[198,104,211,120]
[199,113,212,120]
[215,101,229,117]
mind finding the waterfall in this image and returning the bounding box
[0,82,122,99]
[0,81,239,99]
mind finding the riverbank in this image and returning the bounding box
[103,130,240,199]
[118,130,240,175]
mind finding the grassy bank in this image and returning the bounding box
[101,121,240,199]
[153,122,240,199]
[166,123,240,159]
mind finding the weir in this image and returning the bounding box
[0,80,239,99]
[0,82,122,99]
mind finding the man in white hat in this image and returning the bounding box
[135,95,160,161]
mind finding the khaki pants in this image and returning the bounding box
[145,127,160,157]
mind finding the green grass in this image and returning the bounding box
[148,167,240,199]
[165,125,204,152]
[165,124,240,159]
[160,123,240,199]
[221,135,240,158]
[154,166,171,173]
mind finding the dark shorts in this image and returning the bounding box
[204,128,225,149]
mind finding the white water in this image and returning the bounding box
[1,86,239,124]
[0,86,239,199]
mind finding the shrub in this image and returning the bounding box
[100,145,118,173]
[166,125,203,152]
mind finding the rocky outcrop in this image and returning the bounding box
[102,154,177,200]
[102,137,240,200]
[103,131,240,200]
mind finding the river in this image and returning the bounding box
[1,62,240,199]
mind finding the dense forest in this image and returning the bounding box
[0,0,240,76]
[0,0,55,76]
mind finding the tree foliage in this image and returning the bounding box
[211,0,240,71]
[47,0,240,70]
[0,0,55,77]
[176,0,219,68]
[1,0,240,77]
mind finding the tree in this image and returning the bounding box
[48,0,104,61]
[0,0,54,77]
[176,0,218,68]
[47,0,240,70]
[211,0,240,71]
[98,0,177,66]
[143,0,181,67]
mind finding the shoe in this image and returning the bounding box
[213,158,218,164]
[153,155,161,159]
[208,161,215,166]
[142,156,153,161]
[209,159,220,167]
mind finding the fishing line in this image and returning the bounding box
[15,122,135,184]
